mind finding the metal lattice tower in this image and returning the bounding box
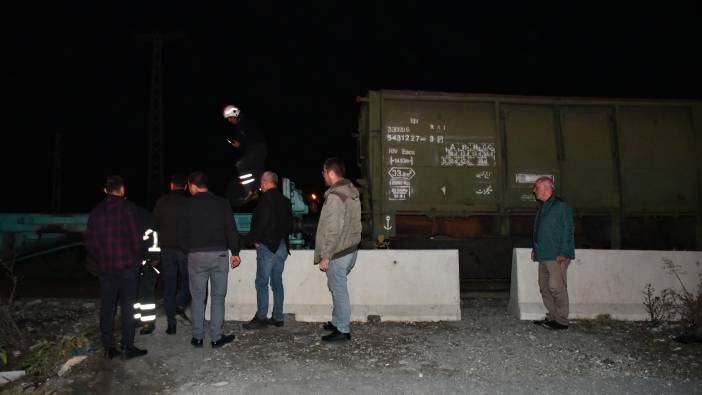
[136,30,184,206]
[146,31,164,206]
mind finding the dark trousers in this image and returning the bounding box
[134,263,159,326]
[162,248,190,326]
[236,143,267,194]
[99,266,138,349]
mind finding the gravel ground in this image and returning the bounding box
[3,297,701,395]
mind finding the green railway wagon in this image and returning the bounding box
[356,90,702,281]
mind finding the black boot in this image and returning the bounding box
[166,323,176,335]
[122,346,148,360]
[104,346,119,360]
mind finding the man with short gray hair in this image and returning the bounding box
[242,171,293,329]
[532,176,574,330]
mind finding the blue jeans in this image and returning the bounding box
[325,251,357,333]
[162,249,190,326]
[188,251,229,341]
[255,240,288,321]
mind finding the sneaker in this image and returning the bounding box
[543,320,569,330]
[322,321,337,332]
[212,334,236,348]
[268,318,284,327]
[532,319,548,326]
[321,329,351,342]
[191,338,203,348]
[243,315,269,330]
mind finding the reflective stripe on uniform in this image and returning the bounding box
[140,315,156,322]
[144,229,160,252]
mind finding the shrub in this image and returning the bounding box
[643,259,702,333]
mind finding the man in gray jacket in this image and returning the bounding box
[315,157,362,342]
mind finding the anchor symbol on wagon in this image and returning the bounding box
[383,215,393,231]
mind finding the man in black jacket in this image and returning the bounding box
[242,171,293,329]
[153,174,191,335]
[179,171,241,348]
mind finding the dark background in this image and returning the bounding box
[4,1,700,213]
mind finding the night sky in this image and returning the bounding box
[5,1,700,213]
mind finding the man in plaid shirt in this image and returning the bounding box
[84,175,148,360]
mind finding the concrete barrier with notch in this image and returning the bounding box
[508,248,702,321]
[207,249,460,322]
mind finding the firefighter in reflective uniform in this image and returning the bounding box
[223,104,267,206]
[134,228,161,334]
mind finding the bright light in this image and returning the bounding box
[311,193,317,200]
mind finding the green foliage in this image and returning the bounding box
[643,259,702,331]
[642,283,676,323]
[0,383,43,395]
[25,336,90,377]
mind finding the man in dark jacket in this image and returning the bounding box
[531,176,575,330]
[84,175,148,360]
[153,173,191,335]
[242,171,293,329]
[179,171,241,348]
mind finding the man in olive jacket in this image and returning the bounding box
[532,176,575,330]
[315,157,362,342]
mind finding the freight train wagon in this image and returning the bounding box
[356,90,702,282]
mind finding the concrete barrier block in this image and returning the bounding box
[207,249,460,322]
[508,248,702,321]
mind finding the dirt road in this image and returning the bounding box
[3,297,701,395]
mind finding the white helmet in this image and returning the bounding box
[222,104,240,119]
